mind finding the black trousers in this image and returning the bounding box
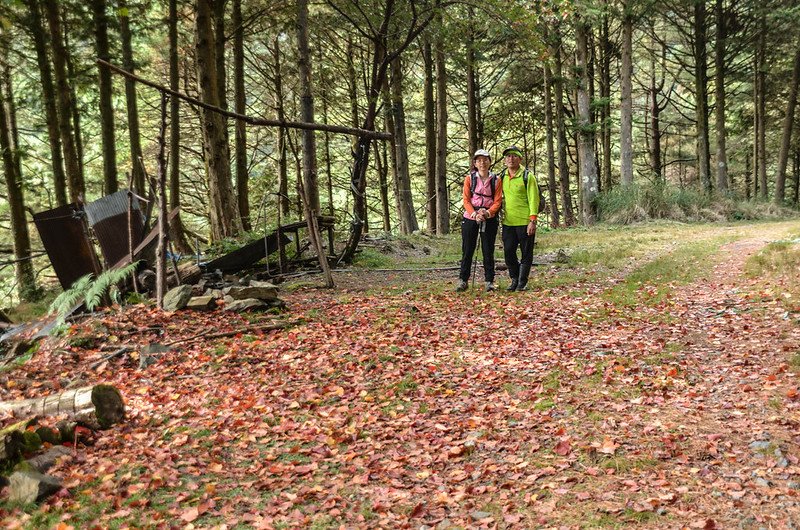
[502,224,536,283]
[459,216,499,282]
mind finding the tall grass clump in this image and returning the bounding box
[597,182,797,224]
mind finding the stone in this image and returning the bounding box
[162,285,193,311]
[470,511,493,521]
[186,296,217,311]
[8,471,62,504]
[223,285,278,301]
[224,298,267,312]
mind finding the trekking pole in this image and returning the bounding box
[471,220,485,289]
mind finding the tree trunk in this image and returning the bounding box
[423,39,437,233]
[756,15,767,199]
[296,0,320,213]
[793,150,799,205]
[156,95,168,308]
[0,52,36,301]
[118,0,145,195]
[544,61,560,227]
[435,33,449,235]
[694,0,711,194]
[42,0,83,203]
[775,44,800,204]
[713,0,728,193]
[232,0,250,229]
[63,17,84,185]
[466,6,479,157]
[25,0,67,206]
[0,385,125,430]
[168,0,192,254]
[195,0,241,240]
[552,35,575,226]
[93,0,118,194]
[576,16,598,225]
[600,7,612,192]
[649,51,663,181]
[376,134,392,233]
[390,57,418,234]
[273,37,290,218]
[213,0,227,112]
[619,2,633,187]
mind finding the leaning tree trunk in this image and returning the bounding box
[694,0,712,194]
[576,15,598,225]
[42,0,83,203]
[0,385,125,430]
[390,56,418,234]
[0,57,36,301]
[26,0,67,206]
[92,0,118,194]
[118,0,145,195]
[435,32,449,235]
[714,0,729,193]
[423,38,437,233]
[619,2,633,187]
[774,44,800,204]
[195,0,241,240]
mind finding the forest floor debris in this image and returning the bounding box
[0,222,799,528]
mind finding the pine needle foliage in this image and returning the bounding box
[48,262,139,323]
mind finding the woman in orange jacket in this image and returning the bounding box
[456,149,503,292]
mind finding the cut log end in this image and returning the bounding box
[91,385,125,429]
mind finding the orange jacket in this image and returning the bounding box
[463,172,503,219]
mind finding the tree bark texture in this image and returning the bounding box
[118,0,146,195]
[25,0,67,206]
[195,0,241,240]
[92,0,118,194]
[0,57,36,300]
[273,37,290,218]
[466,6,479,157]
[390,57,418,234]
[600,9,612,192]
[619,4,633,187]
[435,34,449,235]
[168,0,191,253]
[233,0,250,230]
[649,52,664,181]
[756,15,767,199]
[42,0,83,203]
[694,0,711,193]
[296,0,320,213]
[0,385,125,430]
[423,39,437,233]
[713,0,728,193]
[544,62,560,227]
[774,44,800,204]
[576,17,598,225]
[552,36,575,226]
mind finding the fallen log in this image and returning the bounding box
[0,385,125,430]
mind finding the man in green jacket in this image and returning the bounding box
[500,145,540,291]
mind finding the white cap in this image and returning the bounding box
[473,149,491,159]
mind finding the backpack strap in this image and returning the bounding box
[470,170,478,194]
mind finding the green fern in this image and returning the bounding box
[48,262,139,323]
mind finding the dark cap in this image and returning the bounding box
[502,145,523,157]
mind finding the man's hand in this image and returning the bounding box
[527,219,537,236]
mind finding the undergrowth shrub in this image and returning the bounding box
[597,182,797,224]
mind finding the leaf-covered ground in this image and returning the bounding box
[2,222,800,529]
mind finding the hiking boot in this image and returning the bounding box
[485,281,496,292]
[455,280,468,292]
[506,279,518,291]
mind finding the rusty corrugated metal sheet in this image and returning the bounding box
[84,190,145,267]
[33,204,102,290]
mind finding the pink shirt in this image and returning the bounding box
[463,173,496,219]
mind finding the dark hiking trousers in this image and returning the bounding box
[502,224,536,284]
[459,216,498,282]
